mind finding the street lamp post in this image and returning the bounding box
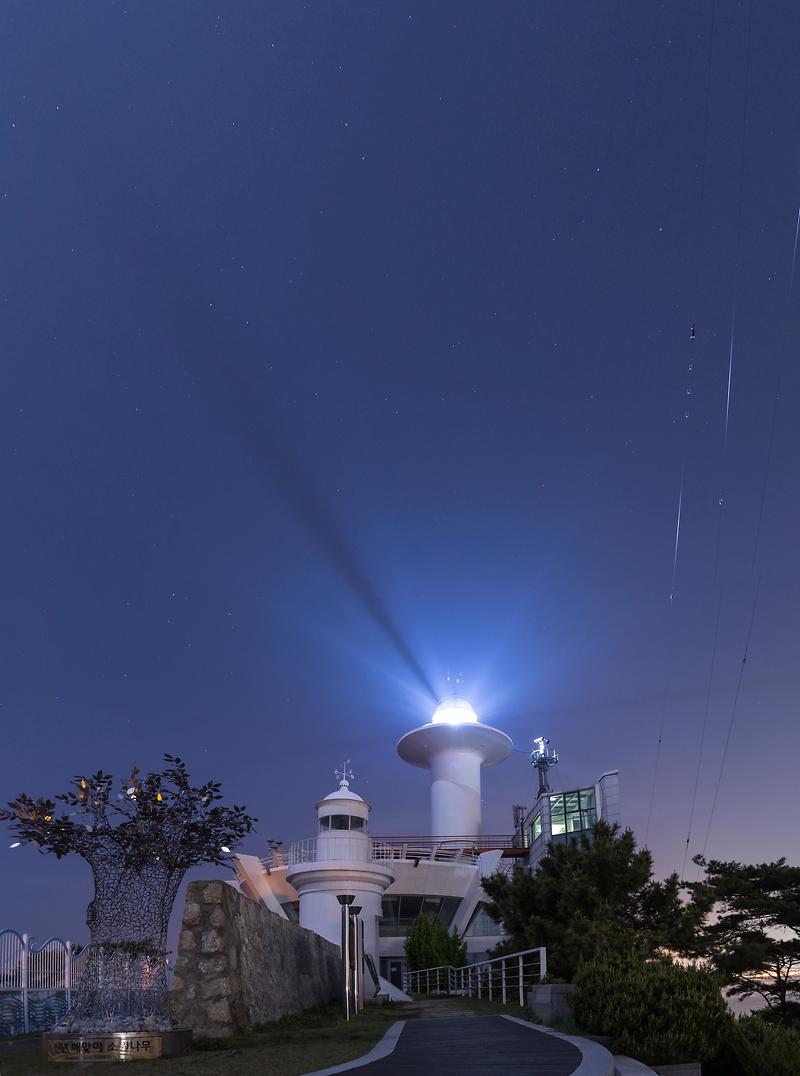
[336,894,355,1020]
[350,906,362,1013]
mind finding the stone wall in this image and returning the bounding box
[169,881,342,1037]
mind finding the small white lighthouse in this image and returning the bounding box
[397,697,513,839]
[286,766,394,965]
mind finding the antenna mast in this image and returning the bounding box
[530,736,559,795]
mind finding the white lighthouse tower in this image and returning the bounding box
[286,766,395,966]
[397,697,513,838]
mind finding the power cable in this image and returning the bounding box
[644,0,717,848]
[683,0,757,876]
[698,573,761,861]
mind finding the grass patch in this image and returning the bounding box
[0,1004,410,1076]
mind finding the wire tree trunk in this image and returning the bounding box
[0,754,255,1034]
[66,855,186,1032]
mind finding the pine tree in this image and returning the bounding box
[691,856,800,1027]
[482,820,704,980]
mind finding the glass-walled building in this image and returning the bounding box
[524,771,620,868]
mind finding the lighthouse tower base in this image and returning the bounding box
[287,861,395,965]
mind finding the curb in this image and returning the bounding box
[501,1013,615,1076]
[302,1019,406,1075]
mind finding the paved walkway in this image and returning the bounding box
[350,1009,582,1075]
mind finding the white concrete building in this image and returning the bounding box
[233,696,621,992]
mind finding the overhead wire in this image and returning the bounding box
[698,573,761,861]
[682,0,757,876]
[644,0,716,849]
[694,211,800,874]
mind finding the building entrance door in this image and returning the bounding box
[387,959,404,990]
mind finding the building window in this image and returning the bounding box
[320,814,367,832]
[549,788,596,837]
[465,903,501,937]
[529,813,542,844]
[379,894,461,936]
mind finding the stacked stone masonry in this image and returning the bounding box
[170,881,342,1037]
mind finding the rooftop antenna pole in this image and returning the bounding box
[530,737,559,796]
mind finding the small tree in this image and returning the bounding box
[691,856,800,1027]
[431,918,467,968]
[483,821,704,980]
[404,915,467,973]
[1,754,255,1032]
[405,914,436,971]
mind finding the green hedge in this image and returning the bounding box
[571,955,730,1065]
[720,1016,800,1076]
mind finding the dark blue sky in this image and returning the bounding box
[2,1,799,943]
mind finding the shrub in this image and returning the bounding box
[571,955,730,1065]
[721,1015,800,1076]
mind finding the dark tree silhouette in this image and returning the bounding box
[1,754,255,1032]
[691,855,800,1027]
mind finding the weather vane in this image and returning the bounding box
[335,760,354,789]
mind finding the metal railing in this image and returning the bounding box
[403,947,546,1008]
[279,834,527,868]
[0,930,88,1035]
[374,834,527,852]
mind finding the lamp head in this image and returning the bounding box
[431,696,478,726]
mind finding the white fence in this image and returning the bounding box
[403,947,547,1008]
[0,930,87,1035]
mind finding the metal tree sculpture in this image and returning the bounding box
[0,754,255,1032]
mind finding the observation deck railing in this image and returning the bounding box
[403,947,546,1007]
[265,835,527,870]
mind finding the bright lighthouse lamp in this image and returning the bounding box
[431,697,479,725]
[397,695,512,839]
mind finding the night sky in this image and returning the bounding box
[2,2,799,944]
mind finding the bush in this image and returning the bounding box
[571,955,730,1065]
[719,1015,800,1076]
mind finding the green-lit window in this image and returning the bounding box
[550,794,566,835]
[548,788,598,838]
[530,813,543,843]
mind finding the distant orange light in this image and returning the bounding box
[157,793,163,802]
[80,780,87,789]
[44,815,52,822]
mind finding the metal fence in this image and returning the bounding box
[0,930,87,1036]
[403,947,547,1008]
[283,835,518,867]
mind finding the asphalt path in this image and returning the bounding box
[351,1014,582,1075]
